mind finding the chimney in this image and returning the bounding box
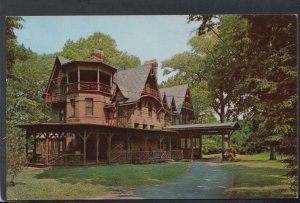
[90,48,105,62]
[144,59,158,77]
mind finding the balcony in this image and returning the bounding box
[67,82,111,95]
[142,87,161,101]
[45,94,66,103]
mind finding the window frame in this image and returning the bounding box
[85,98,94,116]
[70,99,76,117]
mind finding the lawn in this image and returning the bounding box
[205,152,296,198]
[7,162,189,200]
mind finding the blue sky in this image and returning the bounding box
[15,16,199,83]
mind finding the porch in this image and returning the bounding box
[18,123,182,167]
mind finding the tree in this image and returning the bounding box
[6,47,54,186]
[58,32,141,69]
[161,33,218,123]
[189,14,297,192]
[5,16,28,79]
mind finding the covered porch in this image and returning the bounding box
[165,122,240,161]
[18,123,182,167]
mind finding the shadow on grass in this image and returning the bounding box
[221,164,293,198]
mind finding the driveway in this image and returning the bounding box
[98,161,233,199]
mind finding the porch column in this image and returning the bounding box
[25,131,29,157]
[77,68,80,90]
[66,72,69,93]
[199,135,203,159]
[168,136,172,151]
[45,132,49,166]
[127,135,131,151]
[190,135,194,160]
[33,133,37,161]
[222,134,224,160]
[168,136,172,158]
[127,135,132,163]
[144,137,149,151]
[96,131,99,164]
[97,67,100,91]
[107,134,113,164]
[159,136,164,150]
[58,134,61,154]
[83,130,87,165]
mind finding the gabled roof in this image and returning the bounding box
[115,64,152,103]
[160,84,188,111]
[57,56,71,66]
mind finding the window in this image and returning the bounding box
[117,106,124,116]
[134,123,139,128]
[70,99,76,117]
[181,138,185,149]
[138,102,142,115]
[85,98,93,115]
[68,71,78,83]
[148,102,152,117]
[99,72,111,86]
[143,124,147,129]
[150,125,154,129]
[80,70,97,82]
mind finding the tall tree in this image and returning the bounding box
[58,32,141,69]
[189,14,297,192]
[5,16,28,79]
[161,33,218,123]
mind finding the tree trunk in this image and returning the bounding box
[269,144,277,160]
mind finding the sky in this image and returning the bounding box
[15,16,200,83]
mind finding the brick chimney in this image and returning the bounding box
[144,59,158,77]
[90,48,105,62]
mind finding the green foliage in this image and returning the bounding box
[202,137,222,154]
[6,16,26,77]
[160,34,219,123]
[58,32,141,69]
[189,15,297,192]
[6,125,26,186]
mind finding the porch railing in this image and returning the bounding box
[110,150,183,163]
[67,82,111,95]
[48,153,83,165]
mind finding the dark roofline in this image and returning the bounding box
[61,60,117,73]
[17,123,176,135]
[164,122,240,131]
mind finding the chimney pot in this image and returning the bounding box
[144,59,158,77]
[90,48,105,62]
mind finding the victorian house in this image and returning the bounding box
[19,49,239,167]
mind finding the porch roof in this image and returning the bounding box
[164,122,240,135]
[17,122,177,136]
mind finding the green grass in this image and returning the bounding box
[207,152,296,198]
[7,162,189,200]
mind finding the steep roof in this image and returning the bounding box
[115,64,152,103]
[160,84,188,111]
[57,56,71,66]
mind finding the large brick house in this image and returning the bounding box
[19,49,239,166]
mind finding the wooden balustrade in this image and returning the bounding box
[67,82,111,94]
[48,154,83,166]
[110,150,183,164]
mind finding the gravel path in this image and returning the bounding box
[98,161,233,199]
